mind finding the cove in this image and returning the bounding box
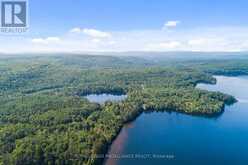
[85,94,127,104]
[104,76,248,165]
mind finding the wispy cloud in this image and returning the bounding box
[69,28,111,38]
[69,27,81,33]
[32,37,61,44]
[2,25,248,53]
[163,21,180,29]
[82,28,111,38]
[147,41,182,50]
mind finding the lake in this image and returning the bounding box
[104,76,248,165]
[85,94,127,104]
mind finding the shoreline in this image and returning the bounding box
[100,101,237,165]
[99,76,238,165]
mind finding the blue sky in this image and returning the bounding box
[1,0,248,53]
[30,0,248,31]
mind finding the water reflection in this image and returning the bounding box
[85,94,127,104]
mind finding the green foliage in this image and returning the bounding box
[0,55,243,165]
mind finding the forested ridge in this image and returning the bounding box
[1,54,247,165]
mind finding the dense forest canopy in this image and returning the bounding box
[1,54,248,165]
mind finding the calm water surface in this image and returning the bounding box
[105,76,248,165]
[85,94,127,104]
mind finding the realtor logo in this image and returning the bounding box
[1,0,28,33]
[1,1,26,27]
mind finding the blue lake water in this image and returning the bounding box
[105,76,248,165]
[86,94,127,104]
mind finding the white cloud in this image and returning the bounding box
[186,37,231,51]
[69,27,111,38]
[2,26,248,53]
[187,38,226,46]
[69,27,81,33]
[164,21,180,28]
[188,38,207,46]
[82,28,111,38]
[46,37,61,42]
[147,41,182,50]
[91,38,101,43]
[108,41,116,45]
[32,38,47,44]
[32,37,61,44]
